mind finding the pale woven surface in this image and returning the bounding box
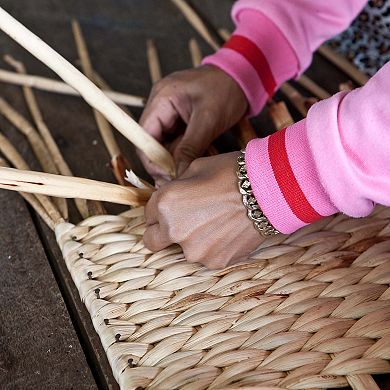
[54,205,390,390]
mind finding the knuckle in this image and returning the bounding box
[155,186,175,215]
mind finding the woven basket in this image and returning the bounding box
[55,206,390,390]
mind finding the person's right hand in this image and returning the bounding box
[138,65,248,181]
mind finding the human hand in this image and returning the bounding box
[139,65,248,181]
[143,152,264,269]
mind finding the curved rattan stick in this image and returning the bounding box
[0,166,153,206]
[0,68,145,107]
[0,6,175,177]
[3,55,86,218]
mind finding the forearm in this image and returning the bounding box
[246,61,390,234]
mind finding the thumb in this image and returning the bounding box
[173,111,215,175]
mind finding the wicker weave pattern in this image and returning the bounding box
[55,206,390,390]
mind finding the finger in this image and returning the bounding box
[137,149,172,179]
[144,191,159,225]
[173,109,215,175]
[139,94,180,140]
[143,223,171,252]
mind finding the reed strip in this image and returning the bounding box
[318,45,369,86]
[0,96,57,174]
[146,39,162,84]
[297,74,331,100]
[0,166,153,206]
[188,38,202,67]
[0,68,145,107]
[72,20,120,160]
[85,69,137,187]
[279,83,317,117]
[268,100,294,130]
[170,0,220,51]
[0,7,175,176]
[4,55,74,218]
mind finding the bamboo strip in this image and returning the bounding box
[297,74,331,100]
[88,71,134,187]
[279,83,317,117]
[170,0,220,51]
[318,45,369,86]
[0,157,55,229]
[0,7,175,176]
[0,96,58,174]
[0,132,62,224]
[268,101,294,130]
[189,38,202,67]
[72,20,121,160]
[72,19,126,205]
[0,68,145,107]
[4,55,76,218]
[146,39,162,84]
[0,166,153,206]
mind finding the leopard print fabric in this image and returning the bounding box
[329,0,390,76]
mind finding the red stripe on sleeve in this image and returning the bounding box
[268,128,323,224]
[223,34,276,97]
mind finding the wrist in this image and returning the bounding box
[237,149,279,237]
[202,9,298,116]
[245,120,338,234]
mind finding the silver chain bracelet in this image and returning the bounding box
[237,150,279,237]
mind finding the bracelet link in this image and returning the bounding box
[237,150,279,237]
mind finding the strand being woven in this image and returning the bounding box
[55,205,390,390]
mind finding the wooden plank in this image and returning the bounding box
[0,190,96,389]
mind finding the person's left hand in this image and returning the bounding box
[143,152,265,269]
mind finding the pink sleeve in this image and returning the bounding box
[245,62,390,234]
[203,0,366,116]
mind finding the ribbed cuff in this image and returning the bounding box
[202,9,298,116]
[245,120,338,234]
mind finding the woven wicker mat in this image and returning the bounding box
[55,204,390,390]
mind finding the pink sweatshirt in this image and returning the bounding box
[203,0,390,234]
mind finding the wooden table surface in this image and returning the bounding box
[0,1,388,389]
